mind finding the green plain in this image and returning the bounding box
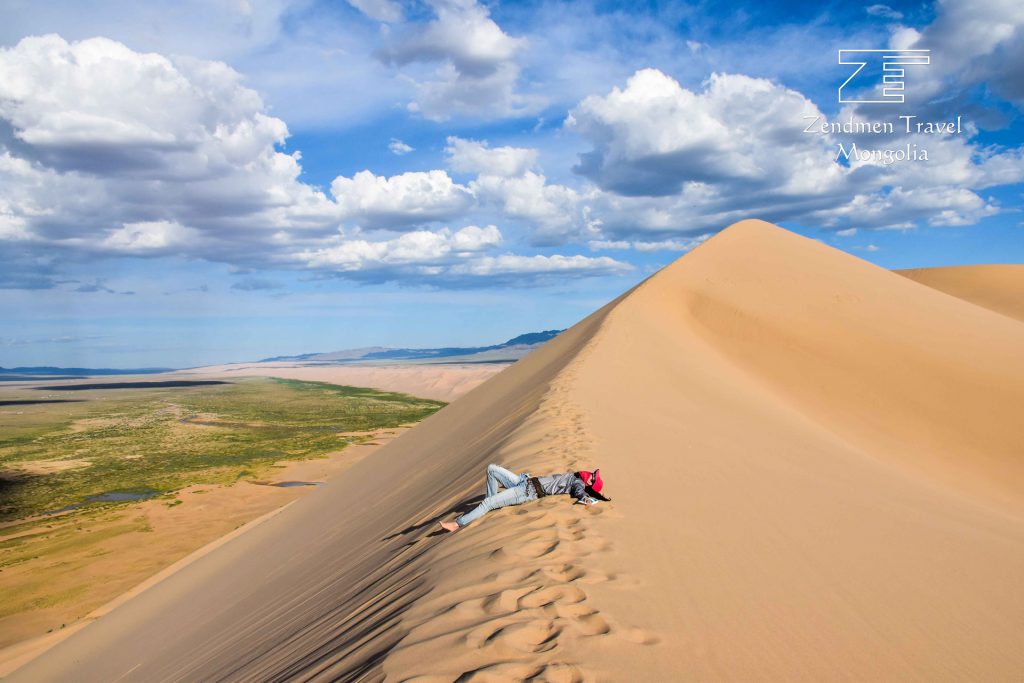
[0,377,445,522]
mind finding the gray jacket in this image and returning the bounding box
[534,471,588,502]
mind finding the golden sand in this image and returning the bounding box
[10,221,1023,681]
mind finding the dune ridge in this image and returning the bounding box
[563,221,1024,679]
[10,220,1024,681]
[896,264,1024,323]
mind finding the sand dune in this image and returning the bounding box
[896,264,1024,323]
[180,361,507,402]
[11,220,1023,681]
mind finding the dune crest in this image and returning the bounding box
[11,220,1024,682]
[896,264,1024,323]
[661,221,1024,511]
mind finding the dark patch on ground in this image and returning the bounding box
[0,399,85,406]
[34,380,230,391]
[0,375,83,381]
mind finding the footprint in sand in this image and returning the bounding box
[454,662,543,683]
[486,566,538,584]
[465,618,562,654]
[541,563,586,583]
[454,661,584,683]
[593,570,639,589]
[558,527,587,542]
[481,584,543,615]
[551,602,594,619]
[536,662,586,683]
[515,538,561,559]
[524,519,565,533]
[512,507,545,519]
[572,569,616,585]
[573,613,612,637]
[621,626,661,645]
[519,584,586,609]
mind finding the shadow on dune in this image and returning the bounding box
[383,494,484,540]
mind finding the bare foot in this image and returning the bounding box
[439,521,460,533]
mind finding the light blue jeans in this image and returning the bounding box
[456,464,536,527]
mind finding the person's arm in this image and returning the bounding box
[569,477,592,504]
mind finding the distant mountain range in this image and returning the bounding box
[0,331,564,379]
[259,330,564,364]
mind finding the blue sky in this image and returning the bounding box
[1,0,1022,368]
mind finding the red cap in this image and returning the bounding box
[578,469,604,493]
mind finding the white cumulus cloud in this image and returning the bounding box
[291,223,626,285]
[0,34,626,289]
[389,138,415,155]
[445,136,538,177]
[101,220,199,252]
[566,68,841,197]
[564,67,1024,237]
[379,0,525,76]
[296,225,501,270]
[0,34,342,268]
[330,169,475,230]
[866,4,903,20]
[348,0,403,23]
[448,253,632,277]
[377,0,541,120]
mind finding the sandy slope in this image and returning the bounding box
[11,220,1023,682]
[0,429,403,676]
[896,264,1024,323]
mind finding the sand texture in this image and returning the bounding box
[10,220,1023,682]
[896,264,1024,323]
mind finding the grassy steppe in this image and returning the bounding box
[0,377,445,521]
[0,377,445,652]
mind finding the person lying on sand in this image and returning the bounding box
[440,463,611,532]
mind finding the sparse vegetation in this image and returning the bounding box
[0,376,444,648]
[0,377,444,522]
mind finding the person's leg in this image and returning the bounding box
[485,463,521,497]
[456,482,532,527]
